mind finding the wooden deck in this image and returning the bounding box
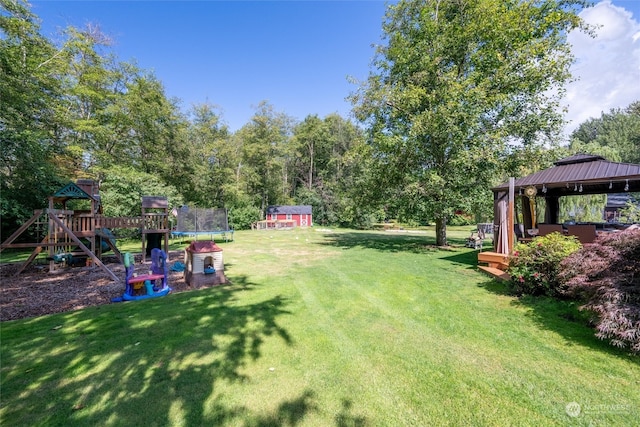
[477,251,511,281]
[477,265,511,281]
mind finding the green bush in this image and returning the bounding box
[507,232,582,296]
[228,205,261,230]
[449,214,474,226]
[619,199,640,223]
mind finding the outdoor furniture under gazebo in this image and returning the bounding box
[537,223,563,237]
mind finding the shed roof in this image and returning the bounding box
[266,205,312,215]
[493,154,640,195]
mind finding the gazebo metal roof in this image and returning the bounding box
[493,154,640,195]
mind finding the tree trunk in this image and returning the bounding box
[308,141,314,190]
[435,216,447,247]
[261,190,267,214]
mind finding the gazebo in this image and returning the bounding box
[478,154,640,279]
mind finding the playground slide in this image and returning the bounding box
[95,228,117,253]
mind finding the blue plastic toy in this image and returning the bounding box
[111,249,171,302]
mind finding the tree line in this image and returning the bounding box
[1,0,374,238]
[2,0,639,244]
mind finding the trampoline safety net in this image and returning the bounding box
[176,207,230,233]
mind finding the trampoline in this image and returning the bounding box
[172,207,234,242]
[171,230,234,242]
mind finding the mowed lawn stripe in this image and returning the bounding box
[278,236,640,425]
[281,245,531,425]
[286,255,415,423]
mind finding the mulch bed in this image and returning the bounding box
[0,250,216,322]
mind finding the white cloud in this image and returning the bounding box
[563,1,640,136]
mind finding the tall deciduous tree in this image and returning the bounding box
[351,0,588,245]
[570,101,640,164]
[237,101,293,212]
[1,0,66,236]
[292,113,367,225]
[53,24,121,175]
[293,115,328,191]
[121,74,185,175]
[182,103,232,207]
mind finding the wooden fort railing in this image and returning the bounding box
[96,215,168,231]
[9,210,167,238]
[96,216,146,230]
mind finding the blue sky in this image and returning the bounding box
[31,1,640,136]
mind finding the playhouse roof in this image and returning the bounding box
[493,154,640,195]
[266,205,312,215]
[186,241,223,253]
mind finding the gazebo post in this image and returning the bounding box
[544,195,560,224]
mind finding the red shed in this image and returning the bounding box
[265,205,313,227]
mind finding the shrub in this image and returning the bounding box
[449,214,474,226]
[619,200,640,223]
[559,227,640,354]
[507,232,582,296]
[228,205,261,230]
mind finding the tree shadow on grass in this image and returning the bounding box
[335,399,368,427]
[1,275,371,426]
[440,249,479,268]
[476,276,513,296]
[318,231,467,254]
[478,278,639,360]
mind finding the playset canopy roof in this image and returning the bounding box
[50,181,99,204]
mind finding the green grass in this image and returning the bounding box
[1,228,638,426]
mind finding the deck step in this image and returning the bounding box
[478,266,511,281]
[477,251,510,270]
[477,251,509,264]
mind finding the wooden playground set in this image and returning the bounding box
[0,180,170,283]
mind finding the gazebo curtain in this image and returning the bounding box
[496,198,509,255]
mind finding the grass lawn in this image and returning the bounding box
[1,227,638,426]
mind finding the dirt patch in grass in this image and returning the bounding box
[0,251,212,322]
[228,243,337,277]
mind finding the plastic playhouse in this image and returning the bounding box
[184,240,227,287]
